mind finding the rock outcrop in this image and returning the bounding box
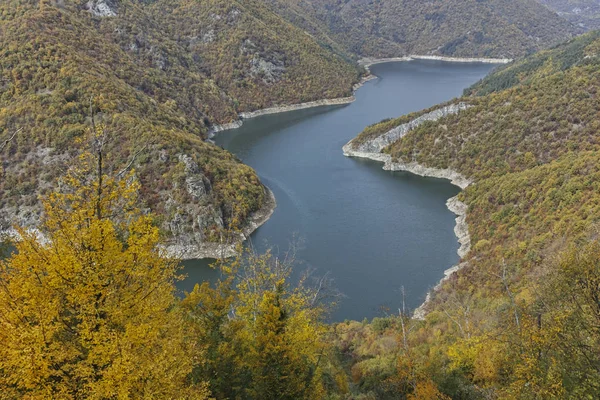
[349,103,471,154]
[163,186,277,259]
[86,0,117,17]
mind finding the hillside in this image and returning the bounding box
[0,0,582,256]
[270,0,580,59]
[342,31,600,398]
[538,0,600,30]
[4,1,600,398]
[0,0,359,255]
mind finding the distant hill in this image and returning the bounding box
[538,0,600,30]
[269,0,580,59]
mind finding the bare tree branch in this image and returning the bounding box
[493,259,521,331]
[116,145,148,178]
[0,128,22,153]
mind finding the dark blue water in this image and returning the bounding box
[179,60,497,321]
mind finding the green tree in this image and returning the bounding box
[183,248,338,399]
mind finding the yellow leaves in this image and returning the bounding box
[473,239,491,252]
[408,380,451,400]
[0,155,206,399]
[447,335,506,386]
[184,248,331,399]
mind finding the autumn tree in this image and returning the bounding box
[0,152,208,399]
[183,247,339,400]
[499,239,600,399]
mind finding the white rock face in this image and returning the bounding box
[177,154,212,199]
[351,103,470,154]
[250,56,286,83]
[87,0,117,17]
[163,187,277,260]
[359,55,512,68]
[447,196,471,258]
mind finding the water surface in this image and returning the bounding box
[179,60,497,321]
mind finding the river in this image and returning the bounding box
[179,60,498,321]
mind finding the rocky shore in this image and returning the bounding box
[1,188,278,262]
[163,186,277,260]
[208,74,378,137]
[208,54,509,136]
[342,103,474,319]
[359,55,512,70]
[238,96,355,120]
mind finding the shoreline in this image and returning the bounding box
[208,74,378,137]
[342,104,473,320]
[209,54,510,136]
[2,188,278,262]
[359,54,512,69]
[163,186,277,260]
[204,55,495,265]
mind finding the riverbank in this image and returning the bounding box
[208,74,378,137]
[209,55,509,136]
[342,103,473,319]
[359,55,512,69]
[164,186,277,260]
[0,187,278,261]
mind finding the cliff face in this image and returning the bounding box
[346,103,471,154]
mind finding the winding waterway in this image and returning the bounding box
[179,60,498,321]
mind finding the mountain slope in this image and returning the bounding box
[270,0,580,59]
[538,0,600,30]
[0,0,359,255]
[343,31,600,397]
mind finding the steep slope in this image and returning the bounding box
[342,31,600,397]
[270,0,580,59]
[538,0,600,30]
[145,0,359,113]
[0,0,359,257]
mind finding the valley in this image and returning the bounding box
[2,1,600,398]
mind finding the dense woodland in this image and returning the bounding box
[0,0,359,249]
[0,0,580,252]
[267,0,579,59]
[2,0,600,398]
[0,152,335,399]
[346,31,600,398]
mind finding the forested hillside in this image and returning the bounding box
[342,31,600,398]
[538,0,600,30]
[0,0,581,255]
[0,0,358,253]
[269,0,580,59]
[2,1,600,398]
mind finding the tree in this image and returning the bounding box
[500,239,600,399]
[183,247,337,400]
[0,152,208,399]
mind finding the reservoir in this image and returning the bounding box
[179,60,498,321]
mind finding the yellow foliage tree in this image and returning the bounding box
[183,248,332,399]
[0,153,208,399]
